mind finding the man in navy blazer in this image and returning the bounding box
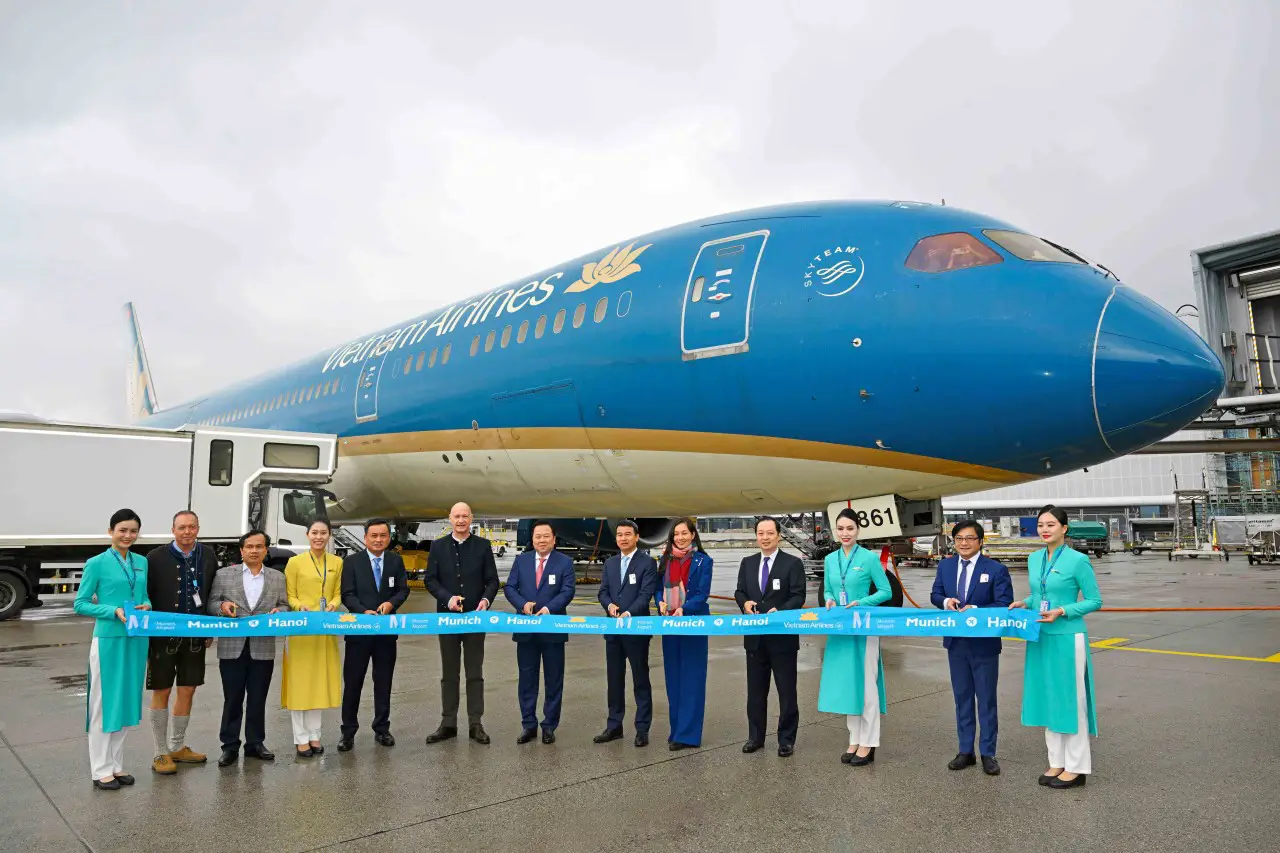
[503,521,575,745]
[930,519,1013,775]
[595,521,658,747]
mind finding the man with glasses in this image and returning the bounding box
[930,519,1013,775]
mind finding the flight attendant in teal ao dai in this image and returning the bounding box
[74,508,153,790]
[1009,504,1102,789]
[818,509,891,766]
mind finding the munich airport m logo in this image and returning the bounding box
[849,610,863,630]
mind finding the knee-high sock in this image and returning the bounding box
[151,708,170,756]
[169,715,190,753]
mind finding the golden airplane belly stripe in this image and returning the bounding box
[337,427,1030,485]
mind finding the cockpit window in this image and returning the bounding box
[982,230,1086,264]
[904,232,1003,273]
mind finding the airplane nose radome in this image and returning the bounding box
[1093,287,1225,455]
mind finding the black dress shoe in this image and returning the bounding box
[981,756,1001,776]
[336,737,354,753]
[244,745,275,761]
[849,747,875,766]
[93,778,121,791]
[593,727,623,744]
[542,730,556,745]
[425,726,458,744]
[517,728,538,745]
[113,774,135,786]
[1047,773,1086,789]
[742,741,764,754]
[295,747,315,759]
[949,752,977,771]
[469,724,490,745]
[634,732,649,748]
[375,733,396,747]
[311,744,325,755]
[1038,771,1060,786]
[841,750,857,764]
[669,742,695,751]
[778,744,794,758]
[217,749,238,767]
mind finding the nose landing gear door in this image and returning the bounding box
[680,230,769,361]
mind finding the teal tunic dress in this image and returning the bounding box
[1020,546,1102,735]
[74,549,151,733]
[817,545,891,715]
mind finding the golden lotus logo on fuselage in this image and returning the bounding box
[565,243,651,293]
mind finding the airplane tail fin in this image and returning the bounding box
[124,302,160,421]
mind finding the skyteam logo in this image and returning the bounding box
[803,245,864,298]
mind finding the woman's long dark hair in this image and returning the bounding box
[657,517,705,578]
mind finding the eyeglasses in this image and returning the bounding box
[952,536,981,542]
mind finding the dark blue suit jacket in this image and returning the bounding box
[930,553,1014,655]
[598,551,658,618]
[653,551,714,616]
[503,549,575,643]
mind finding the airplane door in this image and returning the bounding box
[680,230,769,360]
[353,351,392,423]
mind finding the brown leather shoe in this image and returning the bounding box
[169,746,207,764]
[151,754,178,775]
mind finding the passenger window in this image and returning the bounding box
[209,440,233,486]
[517,320,529,343]
[535,314,547,339]
[485,330,496,352]
[470,335,480,357]
[500,324,512,348]
[617,290,632,317]
[442,343,451,364]
[553,309,566,334]
[429,348,438,368]
[573,303,586,328]
[416,351,425,371]
[905,233,1003,273]
[404,355,413,375]
[594,297,608,323]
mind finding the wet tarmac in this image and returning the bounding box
[1,549,1277,853]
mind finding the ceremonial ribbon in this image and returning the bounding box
[122,603,1040,641]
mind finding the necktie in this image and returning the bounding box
[536,555,546,586]
[620,555,630,589]
[372,556,383,589]
[959,559,972,603]
[760,556,771,593]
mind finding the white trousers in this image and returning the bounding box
[291,710,323,745]
[845,636,881,748]
[1044,633,1092,774]
[88,638,128,780]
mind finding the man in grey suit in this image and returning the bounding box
[207,530,289,767]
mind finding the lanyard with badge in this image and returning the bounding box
[113,550,138,599]
[1039,546,1064,612]
[185,544,204,609]
[835,544,860,606]
[310,551,329,611]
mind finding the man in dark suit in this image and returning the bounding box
[337,518,410,752]
[503,520,575,744]
[595,520,658,747]
[930,518,1014,775]
[734,516,807,757]
[424,502,499,745]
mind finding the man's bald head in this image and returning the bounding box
[450,502,473,537]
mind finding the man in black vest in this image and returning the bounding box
[734,516,807,757]
[145,510,220,775]
[424,502,499,745]
[337,519,410,752]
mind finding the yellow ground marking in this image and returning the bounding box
[1091,636,1279,664]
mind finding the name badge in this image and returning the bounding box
[838,591,848,606]
[389,577,396,588]
[548,575,557,585]
[192,592,203,608]
[772,578,780,591]
[1039,599,1050,613]
[628,573,636,585]
[979,573,989,583]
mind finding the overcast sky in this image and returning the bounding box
[2,0,1276,424]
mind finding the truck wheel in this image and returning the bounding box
[0,569,28,621]
[869,572,905,608]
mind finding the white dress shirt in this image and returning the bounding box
[242,565,266,609]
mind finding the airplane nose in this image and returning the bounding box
[1093,287,1225,455]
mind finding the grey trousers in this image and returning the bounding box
[439,633,486,726]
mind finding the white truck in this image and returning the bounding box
[0,417,339,620]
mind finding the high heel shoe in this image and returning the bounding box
[848,747,875,766]
[1047,773,1086,789]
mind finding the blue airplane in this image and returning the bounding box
[130,200,1225,539]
